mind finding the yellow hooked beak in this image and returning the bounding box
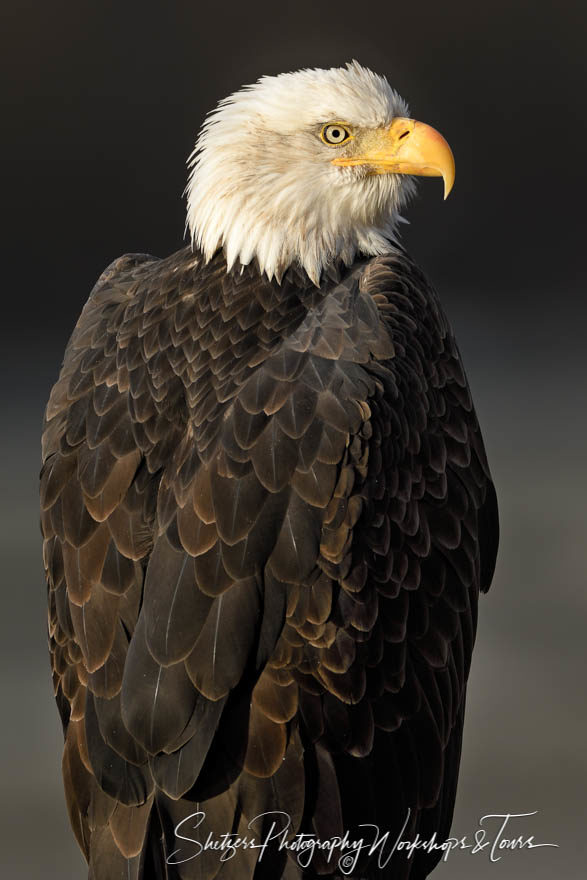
[332,117,455,199]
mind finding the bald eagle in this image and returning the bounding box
[41,62,498,880]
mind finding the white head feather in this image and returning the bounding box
[186,61,415,285]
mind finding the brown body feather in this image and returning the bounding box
[41,246,498,879]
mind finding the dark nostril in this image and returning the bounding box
[398,130,410,140]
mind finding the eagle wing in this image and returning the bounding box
[41,249,498,879]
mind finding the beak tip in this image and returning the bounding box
[443,176,454,200]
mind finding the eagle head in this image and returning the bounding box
[186,61,454,285]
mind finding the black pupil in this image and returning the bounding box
[331,129,341,140]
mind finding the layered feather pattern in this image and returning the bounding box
[42,246,498,879]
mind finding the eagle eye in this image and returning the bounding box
[320,123,352,146]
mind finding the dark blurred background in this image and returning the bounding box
[1,1,586,877]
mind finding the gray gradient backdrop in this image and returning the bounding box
[2,1,586,877]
